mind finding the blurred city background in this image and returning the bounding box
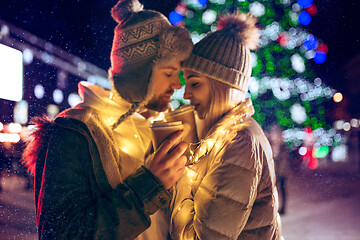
[0,0,359,239]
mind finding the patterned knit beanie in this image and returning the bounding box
[109,0,193,105]
[182,11,260,93]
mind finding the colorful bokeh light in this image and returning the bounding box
[298,11,312,25]
[169,11,183,25]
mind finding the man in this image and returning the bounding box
[269,124,290,215]
[22,0,193,239]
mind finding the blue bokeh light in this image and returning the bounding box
[298,11,312,25]
[298,0,313,9]
[303,35,318,50]
[169,11,183,25]
[314,51,327,64]
[197,0,207,7]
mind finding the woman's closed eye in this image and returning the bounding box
[191,82,199,87]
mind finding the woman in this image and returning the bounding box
[170,12,281,239]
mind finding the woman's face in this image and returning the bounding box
[183,69,211,119]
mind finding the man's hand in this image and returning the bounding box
[147,130,188,189]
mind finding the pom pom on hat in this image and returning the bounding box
[217,11,260,50]
[111,0,144,23]
[182,10,260,93]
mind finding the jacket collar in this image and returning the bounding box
[76,81,161,125]
[189,98,254,164]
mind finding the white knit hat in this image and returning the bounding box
[182,11,260,93]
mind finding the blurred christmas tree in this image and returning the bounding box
[169,0,346,157]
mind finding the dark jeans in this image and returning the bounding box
[277,176,287,214]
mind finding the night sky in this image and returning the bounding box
[1,0,360,114]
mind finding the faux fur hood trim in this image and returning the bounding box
[21,116,55,176]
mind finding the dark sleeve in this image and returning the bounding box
[36,127,171,240]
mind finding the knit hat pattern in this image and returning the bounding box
[110,13,169,73]
[182,12,260,93]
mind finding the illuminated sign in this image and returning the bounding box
[0,43,23,101]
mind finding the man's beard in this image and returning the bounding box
[145,93,171,112]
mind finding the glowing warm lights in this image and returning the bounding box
[263,22,280,41]
[202,9,217,25]
[291,54,305,73]
[186,167,196,178]
[333,92,343,103]
[289,10,299,25]
[23,48,34,65]
[41,52,54,64]
[334,120,345,130]
[0,24,10,37]
[34,84,45,99]
[8,123,22,133]
[249,77,259,96]
[0,122,3,131]
[283,127,337,147]
[290,103,307,124]
[343,122,351,131]
[298,146,307,156]
[206,139,215,149]
[331,145,347,162]
[122,147,128,153]
[250,53,258,68]
[350,118,359,128]
[186,167,197,184]
[190,32,205,44]
[305,50,315,59]
[281,0,291,5]
[250,2,265,17]
[13,100,29,124]
[87,75,112,90]
[210,0,225,4]
[77,61,86,72]
[68,93,82,107]
[0,133,21,143]
[53,89,64,104]
[46,104,59,118]
[314,78,322,86]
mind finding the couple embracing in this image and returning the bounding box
[22,0,280,239]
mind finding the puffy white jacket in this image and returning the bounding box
[170,99,280,240]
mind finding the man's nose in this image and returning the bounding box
[170,76,182,90]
